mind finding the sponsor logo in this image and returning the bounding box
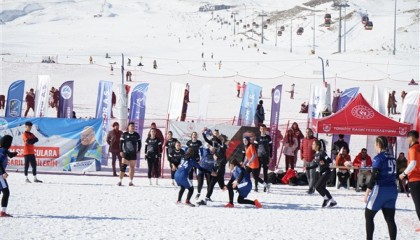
[8,99,21,117]
[273,89,281,104]
[322,124,331,132]
[60,85,72,100]
[0,118,8,130]
[399,127,407,136]
[351,105,374,119]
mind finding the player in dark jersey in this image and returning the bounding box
[364,136,397,240]
[118,122,141,186]
[254,124,272,192]
[0,135,18,217]
[145,129,162,185]
[186,132,203,180]
[169,141,184,185]
[165,131,178,164]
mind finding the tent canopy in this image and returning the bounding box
[312,94,411,137]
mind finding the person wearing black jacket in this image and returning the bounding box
[169,141,184,185]
[0,135,18,217]
[186,132,202,180]
[118,122,141,186]
[145,128,162,185]
[202,128,221,148]
[307,139,337,208]
[254,124,272,192]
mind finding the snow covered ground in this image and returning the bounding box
[1,172,418,240]
[0,0,419,238]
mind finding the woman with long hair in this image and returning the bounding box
[364,136,397,240]
[306,139,337,207]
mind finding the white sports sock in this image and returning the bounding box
[1,207,6,212]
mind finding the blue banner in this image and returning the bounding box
[5,80,25,117]
[269,85,282,170]
[338,87,359,110]
[0,117,102,172]
[331,87,359,160]
[129,83,149,167]
[95,80,113,166]
[237,82,262,126]
[58,81,74,118]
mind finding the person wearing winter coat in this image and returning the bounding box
[353,148,372,192]
[106,122,123,176]
[301,128,317,194]
[336,147,351,189]
[254,100,265,127]
[283,129,298,171]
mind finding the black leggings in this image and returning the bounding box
[1,188,10,208]
[227,179,254,205]
[146,157,159,178]
[246,167,264,189]
[258,158,269,184]
[206,167,226,199]
[365,208,397,240]
[315,172,332,199]
[188,167,197,180]
[24,154,37,176]
[197,172,210,194]
[170,163,179,180]
[285,155,295,171]
[178,186,194,202]
[409,181,420,221]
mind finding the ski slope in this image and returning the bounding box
[0,0,419,239]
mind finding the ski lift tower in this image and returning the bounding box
[258,12,268,44]
[333,0,349,53]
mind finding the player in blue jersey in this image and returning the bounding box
[0,135,18,217]
[224,159,262,208]
[175,148,209,207]
[364,136,397,240]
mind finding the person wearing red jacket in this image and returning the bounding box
[336,147,351,189]
[300,128,317,194]
[353,148,372,192]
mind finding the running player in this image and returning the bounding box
[225,158,262,208]
[118,122,141,186]
[306,139,337,207]
[243,136,268,192]
[0,135,17,217]
[365,136,398,240]
[175,148,209,207]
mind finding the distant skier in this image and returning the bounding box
[110,64,114,75]
[235,82,240,97]
[202,62,207,71]
[290,83,295,99]
[127,58,131,66]
[105,53,110,58]
[201,52,204,58]
[89,56,93,64]
[153,60,157,69]
[126,71,132,81]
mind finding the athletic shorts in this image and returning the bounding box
[0,177,8,190]
[366,185,398,211]
[174,172,193,188]
[237,181,252,198]
[124,153,137,161]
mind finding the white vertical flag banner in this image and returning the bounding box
[397,91,420,155]
[34,75,50,117]
[197,84,210,122]
[116,84,129,130]
[167,82,186,120]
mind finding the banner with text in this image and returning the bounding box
[95,80,113,165]
[129,83,149,167]
[269,85,282,170]
[237,82,262,126]
[58,81,74,118]
[34,75,50,117]
[0,117,103,172]
[5,80,25,117]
